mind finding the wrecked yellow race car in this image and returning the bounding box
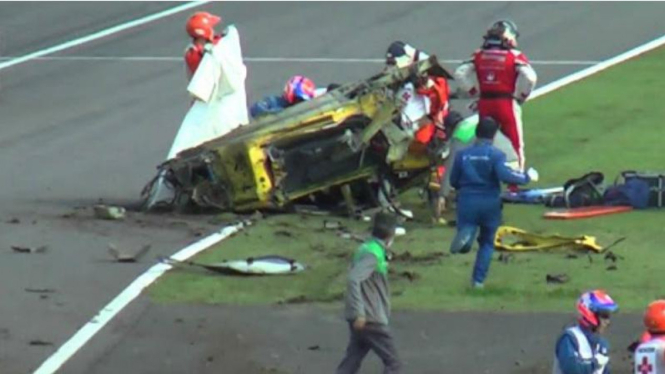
[142,56,454,216]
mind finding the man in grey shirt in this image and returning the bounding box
[336,211,401,374]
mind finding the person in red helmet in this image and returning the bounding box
[249,75,317,118]
[454,20,537,174]
[634,300,665,374]
[184,11,223,80]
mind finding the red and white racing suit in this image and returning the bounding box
[634,335,665,374]
[184,35,223,80]
[455,47,537,170]
[415,76,450,144]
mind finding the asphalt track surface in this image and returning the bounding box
[0,2,664,374]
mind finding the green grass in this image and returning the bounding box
[150,47,665,313]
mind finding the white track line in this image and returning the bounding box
[0,1,210,72]
[33,224,243,374]
[0,55,599,66]
[530,34,665,100]
[30,19,665,374]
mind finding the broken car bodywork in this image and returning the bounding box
[143,57,454,214]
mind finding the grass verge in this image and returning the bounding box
[150,47,665,313]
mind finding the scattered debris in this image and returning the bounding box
[295,205,331,216]
[546,273,569,284]
[250,211,264,221]
[280,295,308,304]
[189,229,204,237]
[108,244,151,263]
[6,218,20,224]
[60,212,77,219]
[390,270,420,282]
[11,245,48,254]
[323,220,343,230]
[277,292,343,305]
[25,288,56,294]
[29,340,53,347]
[93,205,126,220]
[498,253,515,264]
[309,243,327,252]
[274,230,293,238]
[399,271,420,282]
[307,345,321,351]
[606,265,618,271]
[392,251,446,264]
[604,251,623,263]
[604,237,627,252]
[336,231,365,243]
[327,251,350,259]
[168,220,190,228]
[162,255,305,276]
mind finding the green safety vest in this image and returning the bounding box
[452,118,477,144]
[354,239,388,275]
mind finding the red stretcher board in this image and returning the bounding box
[544,206,633,220]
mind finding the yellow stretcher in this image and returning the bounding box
[494,226,612,253]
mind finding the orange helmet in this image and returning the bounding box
[186,12,221,41]
[644,300,665,333]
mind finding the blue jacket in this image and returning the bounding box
[555,324,610,374]
[249,95,290,118]
[449,139,530,197]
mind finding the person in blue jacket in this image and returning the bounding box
[249,75,317,118]
[552,290,618,374]
[448,116,538,288]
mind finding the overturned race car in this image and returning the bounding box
[142,56,455,217]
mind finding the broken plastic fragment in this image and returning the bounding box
[93,205,126,220]
[323,220,343,230]
[11,245,48,254]
[108,244,151,263]
[546,273,569,284]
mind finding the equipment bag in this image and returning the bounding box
[613,171,665,208]
[545,172,605,208]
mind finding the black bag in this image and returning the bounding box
[545,172,605,208]
[616,171,665,208]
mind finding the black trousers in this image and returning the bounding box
[336,322,401,374]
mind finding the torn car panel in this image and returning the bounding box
[143,56,454,214]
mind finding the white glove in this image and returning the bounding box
[526,167,539,182]
[594,353,609,367]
